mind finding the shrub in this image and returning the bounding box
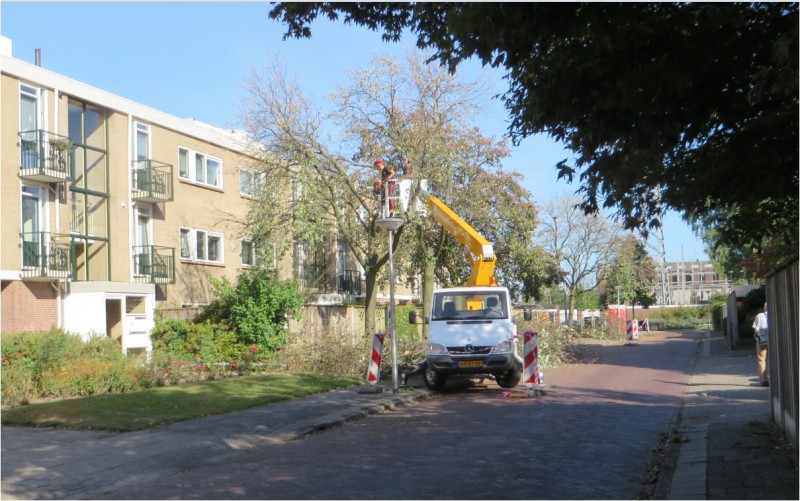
[196,269,306,351]
[274,328,368,379]
[1,330,150,407]
[150,319,257,378]
[646,306,712,330]
[514,316,582,368]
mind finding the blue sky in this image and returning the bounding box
[1,1,709,262]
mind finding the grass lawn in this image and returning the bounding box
[1,373,359,432]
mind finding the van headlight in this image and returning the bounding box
[428,343,449,355]
[490,338,514,354]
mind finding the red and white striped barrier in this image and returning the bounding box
[366,333,386,384]
[626,320,639,343]
[522,329,540,388]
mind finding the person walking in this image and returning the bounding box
[752,302,769,386]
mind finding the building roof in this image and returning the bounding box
[2,38,253,155]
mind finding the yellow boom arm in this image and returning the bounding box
[427,195,497,287]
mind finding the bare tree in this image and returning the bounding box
[239,52,523,336]
[536,194,623,323]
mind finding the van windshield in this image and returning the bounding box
[432,291,508,320]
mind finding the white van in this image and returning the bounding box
[415,286,523,391]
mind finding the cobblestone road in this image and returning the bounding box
[98,330,699,500]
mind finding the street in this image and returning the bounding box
[94,330,698,499]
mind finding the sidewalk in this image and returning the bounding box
[0,380,437,500]
[655,332,798,500]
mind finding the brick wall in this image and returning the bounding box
[1,280,59,333]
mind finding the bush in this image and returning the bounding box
[150,319,265,380]
[196,269,305,351]
[1,330,150,407]
[275,329,368,379]
[646,306,712,330]
[515,316,585,368]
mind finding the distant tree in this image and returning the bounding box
[536,195,622,324]
[601,235,658,309]
[269,1,798,273]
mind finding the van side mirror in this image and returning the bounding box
[524,308,532,321]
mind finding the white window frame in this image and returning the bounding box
[239,166,265,197]
[178,226,224,264]
[177,146,223,189]
[179,227,191,259]
[241,239,255,267]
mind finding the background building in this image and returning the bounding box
[658,260,733,305]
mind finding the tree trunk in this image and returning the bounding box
[422,255,435,339]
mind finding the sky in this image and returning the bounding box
[1,1,709,263]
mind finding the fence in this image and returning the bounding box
[292,304,386,344]
[765,258,798,444]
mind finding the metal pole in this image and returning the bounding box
[388,228,398,393]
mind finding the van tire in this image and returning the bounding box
[423,367,448,391]
[495,361,522,388]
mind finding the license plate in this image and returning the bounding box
[459,360,483,368]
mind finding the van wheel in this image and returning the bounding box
[423,367,448,391]
[495,361,522,389]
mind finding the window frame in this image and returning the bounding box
[177,146,223,189]
[179,226,224,264]
[239,166,265,197]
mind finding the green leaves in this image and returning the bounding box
[197,270,305,350]
[269,2,798,275]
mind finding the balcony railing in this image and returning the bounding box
[338,269,362,295]
[131,160,174,203]
[20,232,71,281]
[18,130,72,183]
[133,245,175,284]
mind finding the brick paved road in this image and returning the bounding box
[97,331,699,500]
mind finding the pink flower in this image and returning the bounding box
[133,376,139,381]
[171,360,179,366]
[250,344,259,354]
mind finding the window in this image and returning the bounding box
[21,184,42,267]
[179,227,224,263]
[241,239,255,266]
[239,167,265,197]
[178,148,189,178]
[179,228,191,259]
[178,146,222,188]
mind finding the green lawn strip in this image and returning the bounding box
[1,373,359,432]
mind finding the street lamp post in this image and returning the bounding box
[615,286,622,336]
[376,215,403,394]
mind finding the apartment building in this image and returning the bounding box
[659,259,732,305]
[0,39,308,353]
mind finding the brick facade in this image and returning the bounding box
[1,280,58,333]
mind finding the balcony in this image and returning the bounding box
[20,232,71,281]
[338,269,362,295]
[18,130,72,183]
[133,245,175,284]
[131,160,174,203]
